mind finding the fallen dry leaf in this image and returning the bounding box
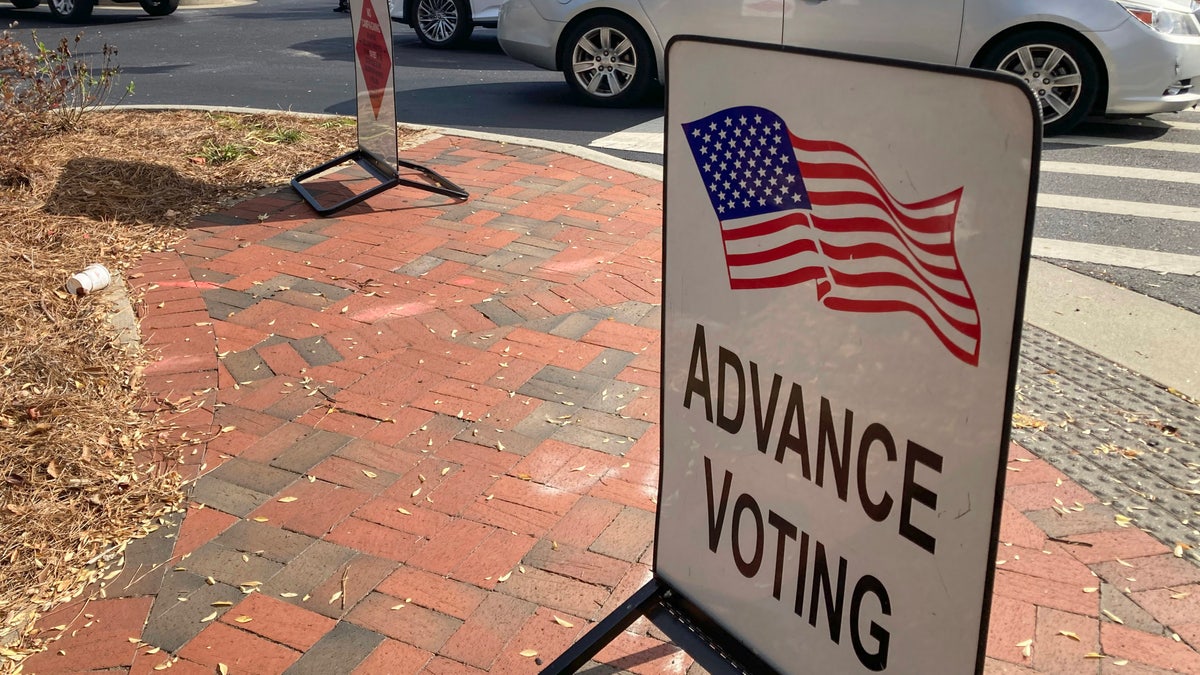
[278,496,298,503]
[519,649,538,657]
[553,615,574,628]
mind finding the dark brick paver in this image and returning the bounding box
[18,134,1200,675]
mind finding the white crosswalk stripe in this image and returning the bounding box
[1040,161,1200,184]
[1050,135,1200,154]
[593,111,1200,275]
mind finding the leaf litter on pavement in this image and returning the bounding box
[0,110,420,667]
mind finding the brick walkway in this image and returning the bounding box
[21,135,1200,674]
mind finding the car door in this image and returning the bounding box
[638,0,785,46]
[781,0,965,65]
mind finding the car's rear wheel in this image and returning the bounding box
[561,14,654,108]
[980,30,1098,136]
[413,0,472,49]
[10,0,40,9]
[48,0,92,21]
[139,0,178,16]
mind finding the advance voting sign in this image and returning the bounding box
[658,38,1038,673]
[350,0,398,175]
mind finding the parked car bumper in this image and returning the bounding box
[1098,17,1200,114]
[497,0,564,71]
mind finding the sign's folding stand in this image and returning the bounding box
[293,0,467,217]
[291,150,468,217]
[540,579,778,675]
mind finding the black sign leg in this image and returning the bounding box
[539,580,666,675]
[291,150,468,217]
[541,578,778,675]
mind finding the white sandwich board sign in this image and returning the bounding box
[654,37,1039,674]
[292,0,466,216]
[349,0,399,175]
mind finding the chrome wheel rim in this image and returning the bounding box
[996,44,1082,124]
[570,26,638,98]
[417,0,459,44]
[51,0,74,13]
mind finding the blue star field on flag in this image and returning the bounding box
[680,106,812,221]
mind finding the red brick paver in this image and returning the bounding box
[17,134,1200,675]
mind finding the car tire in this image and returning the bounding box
[47,0,92,20]
[412,0,473,49]
[139,0,178,15]
[561,14,654,108]
[10,0,40,9]
[979,30,1099,136]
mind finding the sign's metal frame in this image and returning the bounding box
[292,0,467,216]
[543,34,1041,675]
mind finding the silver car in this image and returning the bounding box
[390,0,506,48]
[498,0,1200,135]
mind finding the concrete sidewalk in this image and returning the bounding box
[20,133,1200,674]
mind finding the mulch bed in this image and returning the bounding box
[0,109,418,667]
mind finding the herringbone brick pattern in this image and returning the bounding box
[21,135,1200,674]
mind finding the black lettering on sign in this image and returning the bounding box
[704,456,732,553]
[817,397,852,502]
[750,361,783,455]
[850,575,892,672]
[701,457,893,671]
[857,422,896,522]
[683,327,945,555]
[717,347,745,434]
[767,511,796,600]
[732,493,764,578]
[685,324,713,421]
[808,542,847,643]
[900,441,943,555]
[775,382,811,478]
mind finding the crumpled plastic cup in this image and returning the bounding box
[65,263,112,296]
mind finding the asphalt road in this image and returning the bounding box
[1,0,662,150]
[5,0,1198,311]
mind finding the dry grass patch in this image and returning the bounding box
[0,109,415,665]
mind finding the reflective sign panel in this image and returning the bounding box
[658,37,1038,674]
[350,0,398,175]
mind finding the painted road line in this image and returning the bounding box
[590,117,665,154]
[1024,259,1200,400]
[596,122,1200,162]
[1053,135,1200,153]
[1040,161,1200,184]
[1038,194,1200,223]
[1031,238,1200,275]
[1092,117,1200,132]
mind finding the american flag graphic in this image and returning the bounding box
[681,105,981,366]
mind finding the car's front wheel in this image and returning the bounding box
[561,14,654,108]
[980,30,1099,136]
[139,0,178,16]
[9,0,40,9]
[47,0,93,21]
[413,0,472,49]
